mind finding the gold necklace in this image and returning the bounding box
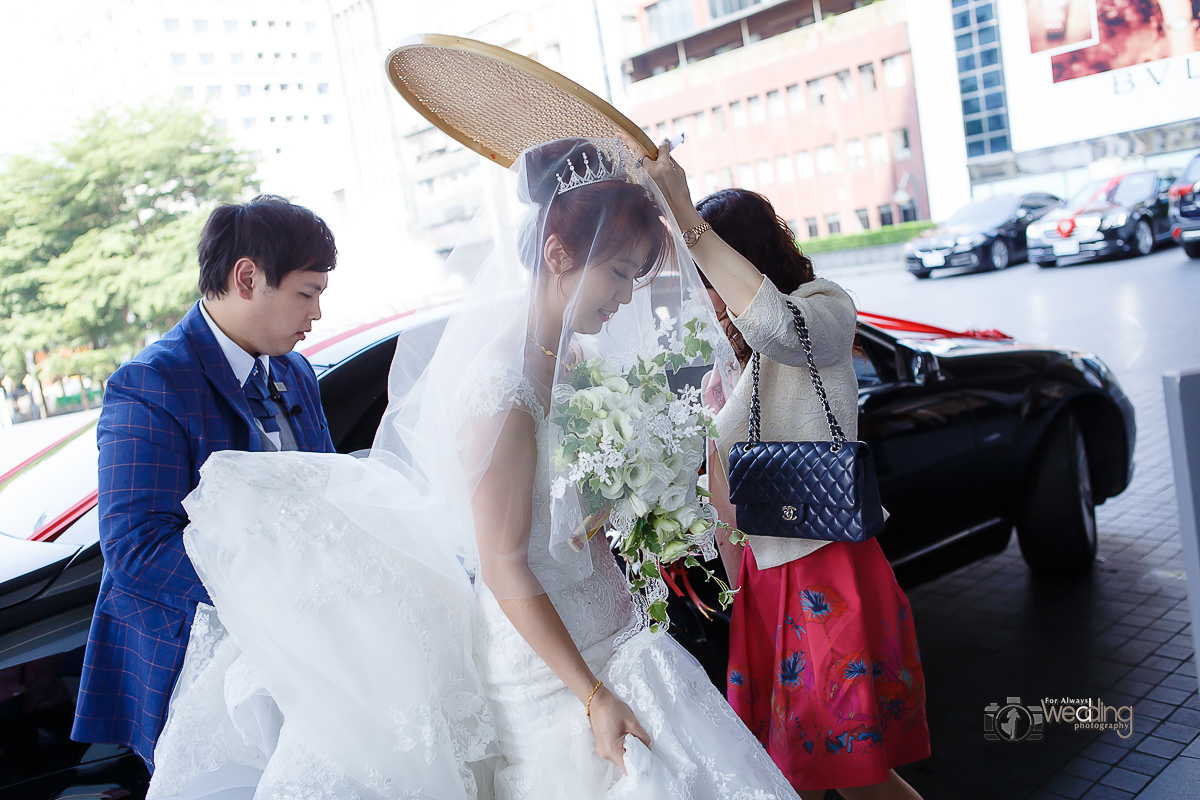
[527,334,556,359]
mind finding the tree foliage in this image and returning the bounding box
[0,101,257,385]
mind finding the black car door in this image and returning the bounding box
[854,328,978,564]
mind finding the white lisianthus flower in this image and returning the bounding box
[628,493,651,517]
[655,517,682,537]
[602,376,630,394]
[674,501,700,530]
[657,483,687,513]
[608,409,634,442]
[624,461,653,490]
[570,388,606,414]
[599,477,626,500]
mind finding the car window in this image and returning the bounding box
[1156,174,1176,195]
[1112,172,1156,206]
[0,421,99,540]
[854,345,883,388]
[943,196,1020,228]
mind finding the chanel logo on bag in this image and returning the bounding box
[782,506,798,521]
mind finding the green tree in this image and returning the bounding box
[0,101,257,392]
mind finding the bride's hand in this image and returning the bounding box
[640,139,705,231]
[588,685,651,775]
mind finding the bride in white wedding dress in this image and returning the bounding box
[148,138,800,800]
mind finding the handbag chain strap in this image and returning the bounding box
[747,299,847,451]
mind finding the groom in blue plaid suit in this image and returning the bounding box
[72,196,339,768]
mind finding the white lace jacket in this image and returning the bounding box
[714,275,859,569]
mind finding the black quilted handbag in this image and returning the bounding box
[727,300,885,542]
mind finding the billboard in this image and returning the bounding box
[999,0,1200,152]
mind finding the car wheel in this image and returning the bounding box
[1132,219,1154,257]
[1016,413,1097,574]
[989,238,1010,270]
[1183,240,1200,259]
[911,268,932,279]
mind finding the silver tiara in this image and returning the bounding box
[555,151,625,195]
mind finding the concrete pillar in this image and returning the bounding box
[1165,367,1200,689]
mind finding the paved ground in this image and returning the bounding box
[825,246,1200,799]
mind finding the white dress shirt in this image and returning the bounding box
[199,300,282,450]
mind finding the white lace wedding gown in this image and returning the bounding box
[148,371,798,800]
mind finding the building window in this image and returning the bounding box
[980,48,999,67]
[274,53,282,60]
[269,116,276,123]
[730,100,747,129]
[956,32,973,51]
[988,113,1006,131]
[795,150,815,180]
[815,145,839,175]
[646,0,694,45]
[704,171,718,194]
[748,95,765,124]
[835,70,852,101]
[962,97,981,115]
[323,115,333,125]
[719,167,733,188]
[965,119,984,136]
[709,0,762,18]
[230,52,244,64]
[310,52,322,63]
[868,133,888,163]
[318,83,330,95]
[737,163,756,189]
[711,105,726,133]
[882,55,906,87]
[224,19,237,32]
[855,209,870,231]
[825,214,841,235]
[776,154,795,183]
[976,2,995,23]
[243,117,255,128]
[767,89,784,119]
[237,84,251,96]
[206,85,221,98]
[268,20,276,27]
[194,19,208,33]
[892,128,912,160]
[263,84,271,92]
[805,217,819,238]
[177,86,194,99]
[985,92,1004,110]
[807,78,824,107]
[200,53,215,66]
[785,220,798,237]
[989,135,1009,152]
[900,202,919,222]
[164,19,180,32]
[786,83,804,114]
[954,9,971,29]
[672,116,691,139]
[286,115,293,122]
[756,159,774,186]
[257,52,264,60]
[878,204,894,226]
[656,121,669,140]
[297,83,304,92]
[982,70,1003,88]
[170,53,186,66]
[696,110,712,137]
[958,54,975,71]
[961,75,978,93]
[280,84,289,91]
[978,26,997,45]
[845,139,866,170]
[251,20,258,27]
[859,63,876,93]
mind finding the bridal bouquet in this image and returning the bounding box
[550,319,742,628]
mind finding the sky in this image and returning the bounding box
[0,3,85,157]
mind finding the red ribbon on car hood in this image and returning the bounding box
[858,311,1011,340]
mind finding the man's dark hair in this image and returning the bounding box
[197,194,337,297]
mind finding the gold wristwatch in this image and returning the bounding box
[682,221,712,247]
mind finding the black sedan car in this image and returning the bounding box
[904,192,1062,279]
[1027,169,1179,267]
[1168,153,1200,259]
[0,307,1136,798]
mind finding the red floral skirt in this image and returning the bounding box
[727,539,931,791]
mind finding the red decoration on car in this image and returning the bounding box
[1057,218,1076,238]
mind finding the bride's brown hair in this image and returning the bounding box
[520,139,670,283]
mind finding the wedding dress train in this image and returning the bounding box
[149,370,797,800]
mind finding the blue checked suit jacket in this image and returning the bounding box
[71,301,335,767]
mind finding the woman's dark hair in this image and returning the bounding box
[695,189,814,293]
[520,139,669,282]
[696,189,815,363]
[197,194,337,297]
